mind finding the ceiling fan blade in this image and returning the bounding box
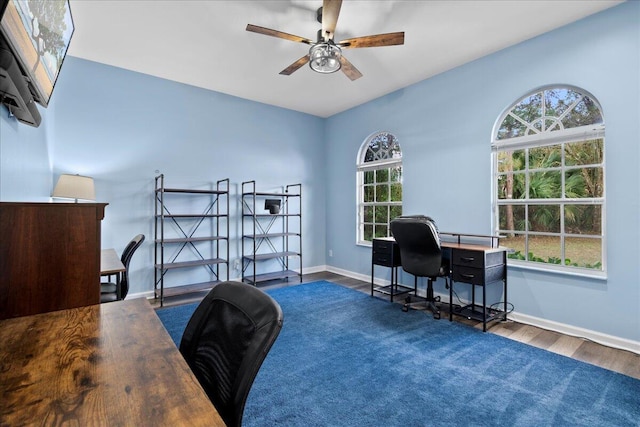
[339,56,362,81]
[321,0,342,41]
[337,32,405,48]
[279,55,311,76]
[246,24,312,44]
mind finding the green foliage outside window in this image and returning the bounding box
[495,87,604,271]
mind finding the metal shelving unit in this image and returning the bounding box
[154,174,229,306]
[241,180,302,285]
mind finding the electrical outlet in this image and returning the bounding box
[329,249,333,257]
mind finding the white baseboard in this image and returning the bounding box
[507,311,640,355]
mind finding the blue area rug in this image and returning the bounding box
[156,281,640,426]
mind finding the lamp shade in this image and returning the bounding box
[52,174,96,202]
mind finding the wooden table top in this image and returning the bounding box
[100,248,126,275]
[0,298,225,426]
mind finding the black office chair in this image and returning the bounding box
[390,215,449,319]
[179,281,284,427]
[100,234,145,303]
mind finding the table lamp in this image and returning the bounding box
[52,174,96,202]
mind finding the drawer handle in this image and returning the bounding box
[461,273,475,279]
[460,257,475,263]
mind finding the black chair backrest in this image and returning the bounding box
[180,281,284,427]
[390,215,442,278]
[119,234,145,299]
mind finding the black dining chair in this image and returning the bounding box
[180,281,283,427]
[390,215,450,319]
[100,234,145,303]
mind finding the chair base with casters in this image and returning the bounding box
[401,274,449,320]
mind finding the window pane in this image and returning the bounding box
[502,235,526,261]
[375,169,389,183]
[565,167,603,198]
[363,185,374,202]
[374,205,388,223]
[561,96,603,128]
[565,237,602,269]
[529,145,561,168]
[375,225,388,238]
[363,205,373,222]
[529,205,560,233]
[390,183,402,202]
[390,166,402,183]
[364,170,374,184]
[565,139,603,166]
[498,204,525,231]
[528,235,561,264]
[565,205,601,235]
[390,205,402,219]
[497,114,529,139]
[513,92,542,124]
[529,171,561,199]
[498,149,525,173]
[364,224,373,241]
[375,184,389,202]
[498,172,526,200]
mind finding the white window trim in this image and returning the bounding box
[491,86,606,277]
[356,131,403,246]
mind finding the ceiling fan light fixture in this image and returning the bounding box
[309,42,341,74]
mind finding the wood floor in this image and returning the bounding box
[152,271,640,380]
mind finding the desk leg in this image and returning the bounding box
[370,260,374,297]
[502,255,508,322]
[482,283,487,332]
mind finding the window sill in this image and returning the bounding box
[507,260,607,281]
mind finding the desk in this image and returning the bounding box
[101,248,126,300]
[0,298,225,426]
[372,236,508,331]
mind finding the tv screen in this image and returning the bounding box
[0,0,74,107]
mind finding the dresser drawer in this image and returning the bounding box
[452,264,505,285]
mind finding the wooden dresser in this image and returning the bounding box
[0,202,108,320]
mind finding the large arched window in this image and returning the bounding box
[492,86,605,276]
[357,131,402,244]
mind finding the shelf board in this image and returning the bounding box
[243,269,301,285]
[157,188,227,195]
[242,213,301,217]
[156,214,227,218]
[242,191,300,197]
[155,258,226,270]
[155,236,228,244]
[243,233,300,239]
[243,251,300,261]
[159,281,221,298]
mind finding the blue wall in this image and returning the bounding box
[0,2,637,343]
[326,2,639,342]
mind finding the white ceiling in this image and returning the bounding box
[66,0,622,118]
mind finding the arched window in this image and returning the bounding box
[356,131,402,244]
[492,86,605,275]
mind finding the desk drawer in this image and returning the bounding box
[453,264,504,285]
[452,249,503,269]
[372,239,401,267]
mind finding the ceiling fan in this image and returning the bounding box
[246,0,404,81]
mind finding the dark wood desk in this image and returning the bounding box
[372,237,508,331]
[0,298,225,426]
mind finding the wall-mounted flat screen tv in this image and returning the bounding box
[0,0,74,107]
